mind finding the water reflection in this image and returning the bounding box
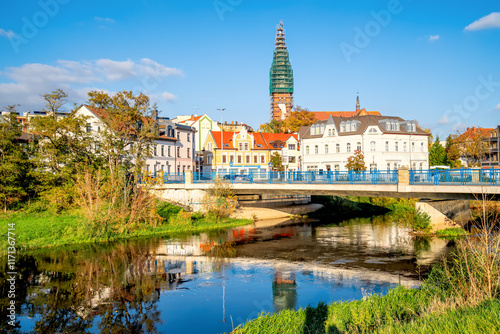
[0,215,455,333]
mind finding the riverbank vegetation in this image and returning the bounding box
[1,90,248,253]
[235,207,500,333]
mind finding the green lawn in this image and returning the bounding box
[0,210,251,254]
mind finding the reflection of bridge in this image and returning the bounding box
[154,169,500,200]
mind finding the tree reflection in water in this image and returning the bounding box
[1,243,163,333]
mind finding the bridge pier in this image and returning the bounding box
[416,199,470,231]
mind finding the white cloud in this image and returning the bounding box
[161,91,176,102]
[95,17,115,23]
[0,28,17,39]
[464,12,500,31]
[437,115,449,124]
[495,103,500,110]
[428,35,440,41]
[0,59,183,110]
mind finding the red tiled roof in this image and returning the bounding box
[211,131,237,149]
[313,109,381,120]
[261,133,298,143]
[456,127,494,142]
[210,131,298,150]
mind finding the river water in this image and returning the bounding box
[1,215,456,333]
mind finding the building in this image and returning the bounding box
[310,94,381,121]
[3,110,70,133]
[75,105,195,174]
[482,126,499,168]
[300,115,429,172]
[455,127,494,167]
[172,114,220,153]
[270,21,294,121]
[202,129,300,173]
[218,121,253,133]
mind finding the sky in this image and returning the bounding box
[0,0,499,138]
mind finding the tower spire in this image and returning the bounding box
[356,91,360,112]
[270,21,294,121]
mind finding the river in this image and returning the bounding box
[1,215,456,333]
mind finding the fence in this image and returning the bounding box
[409,168,500,186]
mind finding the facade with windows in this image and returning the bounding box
[203,129,299,173]
[75,105,195,174]
[300,115,429,172]
[482,126,500,168]
[173,114,220,154]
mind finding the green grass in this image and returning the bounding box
[435,227,469,237]
[235,284,500,334]
[0,209,251,255]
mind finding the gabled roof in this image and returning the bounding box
[209,131,297,150]
[302,115,428,139]
[312,109,381,120]
[456,127,494,142]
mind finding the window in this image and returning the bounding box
[395,142,399,152]
[369,128,377,133]
[325,144,329,154]
[282,156,288,163]
[230,155,234,163]
[419,163,423,171]
[403,142,407,152]
[223,155,226,163]
[245,143,249,151]
[168,146,171,157]
[161,145,164,156]
[412,142,415,151]
[177,132,180,140]
[238,156,242,163]
[288,144,296,150]
[246,155,250,163]
[370,141,376,151]
[261,155,265,163]
[187,134,190,142]
[336,143,340,153]
[280,143,284,148]
[421,142,425,152]
[187,148,190,158]
[86,123,91,132]
[315,145,318,154]
[387,163,391,171]
[154,145,157,156]
[239,143,243,151]
[328,129,332,136]
[306,146,310,154]
[289,156,296,163]
[254,155,258,164]
[347,143,351,153]
[207,143,213,151]
[273,143,277,148]
[357,142,361,151]
[341,123,346,132]
[385,141,389,152]
[177,147,180,158]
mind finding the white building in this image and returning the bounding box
[75,105,195,174]
[300,115,429,172]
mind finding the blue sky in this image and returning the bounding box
[0,0,499,138]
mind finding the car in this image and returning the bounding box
[222,174,250,181]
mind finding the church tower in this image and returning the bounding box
[270,21,294,121]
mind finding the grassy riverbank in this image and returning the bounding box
[0,203,251,255]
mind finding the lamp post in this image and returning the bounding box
[217,108,225,173]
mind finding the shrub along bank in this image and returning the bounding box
[0,201,251,255]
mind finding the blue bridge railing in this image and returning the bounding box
[409,168,500,186]
[193,170,398,185]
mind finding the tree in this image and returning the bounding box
[259,119,283,133]
[345,150,366,171]
[0,106,30,210]
[270,151,284,171]
[429,136,447,166]
[445,134,461,168]
[282,106,316,133]
[456,127,489,167]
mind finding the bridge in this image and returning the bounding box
[153,168,500,201]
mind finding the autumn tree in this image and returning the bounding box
[456,127,489,167]
[345,150,366,171]
[429,136,447,166]
[259,119,283,133]
[445,134,461,168]
[270,151,284,171]
[282,106,316,133]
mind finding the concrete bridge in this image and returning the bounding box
[149,168,500,228]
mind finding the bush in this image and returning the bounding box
[156,201,182,221]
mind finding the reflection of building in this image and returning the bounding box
[272,270,297,312]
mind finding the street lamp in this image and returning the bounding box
[217,108,225,173]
